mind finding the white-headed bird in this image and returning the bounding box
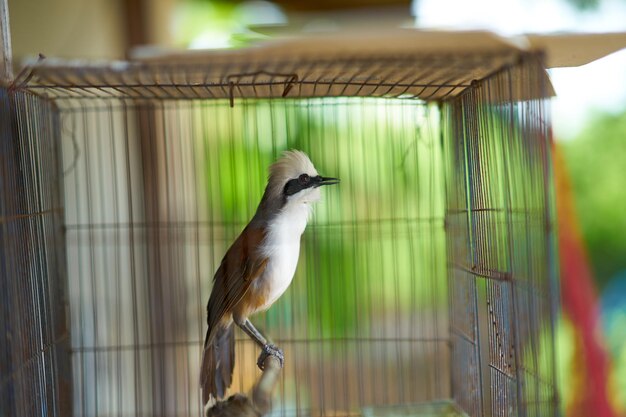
[200,150,339,405]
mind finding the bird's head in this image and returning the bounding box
[266,150,339,207]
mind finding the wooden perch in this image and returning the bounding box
[206,356,282,417]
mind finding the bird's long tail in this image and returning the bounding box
[200,324,235,405]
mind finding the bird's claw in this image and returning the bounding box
[257,344,284,370]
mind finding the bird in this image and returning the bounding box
[200,150,339,406]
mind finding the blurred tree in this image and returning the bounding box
[271,0,409,11]
[564,0,601,10]
[562,110,626,290]
[173,0,288,48]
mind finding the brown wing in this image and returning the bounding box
[205,225,268,344]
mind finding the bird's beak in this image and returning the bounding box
[318,176,340,186]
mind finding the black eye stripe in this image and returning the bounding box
[283,178,303,196]
[283,175,321,196]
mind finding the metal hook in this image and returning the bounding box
[9,53,46,92]
[226,70,299,107]
[229,81,235,108]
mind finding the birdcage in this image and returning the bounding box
[2,30,563,417]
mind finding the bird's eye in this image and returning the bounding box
[298,174,310,185]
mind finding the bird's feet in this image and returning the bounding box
[257,344,284,370]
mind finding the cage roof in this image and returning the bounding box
[13,30,626,103]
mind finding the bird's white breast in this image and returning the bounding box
[258,203,312,309]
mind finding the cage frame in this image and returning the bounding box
[0,29,578,417]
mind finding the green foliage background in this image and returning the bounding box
[195,98,447,341]
[562,111,626,290]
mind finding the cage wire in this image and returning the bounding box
[1,89,72,416]
[0,48,559,417]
